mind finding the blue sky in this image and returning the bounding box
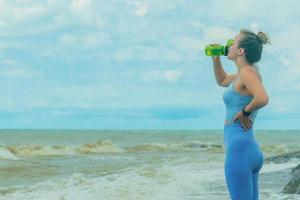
[0,0,299,130]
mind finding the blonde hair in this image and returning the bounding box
[257,31,271,45]
[238,28,271,64]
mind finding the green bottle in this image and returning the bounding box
[205,39,234,56]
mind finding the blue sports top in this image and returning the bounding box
[222,74,258,124]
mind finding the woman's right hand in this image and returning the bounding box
[211,56,220,62]
[208,44,221,62]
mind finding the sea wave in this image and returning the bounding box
[0,141,295,160]
[0,144,19,160]
[262,158,299,173]
[124,141,224,153]
[1,140,123,160]
[0,163,225,200]
[261,144,289,154]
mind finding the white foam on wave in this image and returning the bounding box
[1,155,297,200]
[0,161,229,200]
[0,140,124,159]
[261,158,299,174]
[260,188,300,200]
[261,144,290,154]
[125,140,224,153]
[1,140,225,160]
[0,145,19,160]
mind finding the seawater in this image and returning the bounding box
[0,129,299,200]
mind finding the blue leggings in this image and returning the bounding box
[224,122,264,200]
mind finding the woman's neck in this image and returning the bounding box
[235,58,251,73]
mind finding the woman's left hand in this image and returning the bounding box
[233,111,253,131]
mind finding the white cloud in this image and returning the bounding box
[250,22,260,33]
[0,81,220,111]
[115,48,133,61]
[199,26,236,50]
[165,70,182,82]
[141,70,182,82]
[208,0,300,24]
[57,32,112,50]
[268,26,300,91]
[0,96,16,111]
[209,0,252,20]
[171,36,202,51]
[115,45,162,61]
[13,4,47,22]
[70,0,92,12]
[59,33,77,47]
[138,46,161,60]
[50,110,71,116]
[0,60,43,79]
[270,26,300,55]
[0,1,48,26]
[45,84,123,109]
[162,49,182,62]
[135,3,148,17]
[276,52,300,91]
[268,94,300,114]
[1,68,33,79]
[0,0,106,38]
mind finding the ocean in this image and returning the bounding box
[0,129,299,200]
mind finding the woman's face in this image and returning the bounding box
[227,33,244,60]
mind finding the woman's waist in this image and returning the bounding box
[224,111,257,125]
[224,119,234,125]
[224,120,253,125]
[223,122,255,146]
[224,121,254,132]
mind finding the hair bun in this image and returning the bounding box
[257,31,271,45]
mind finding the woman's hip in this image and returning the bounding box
[223,122,259,150]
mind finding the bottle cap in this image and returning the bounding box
[226,39,234,47]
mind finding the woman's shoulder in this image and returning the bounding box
[240,66,262,82]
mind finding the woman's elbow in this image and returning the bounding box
[259,95,269,106]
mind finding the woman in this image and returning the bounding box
[211,29,271,200]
